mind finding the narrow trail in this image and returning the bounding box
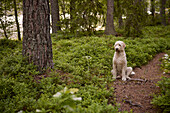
[113,53,165,113]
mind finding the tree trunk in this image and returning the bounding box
[13,0,21,40]
[70,0,75,32]
[151,0,155,24]
[23,0,53,71]
[105,0,116,35]
[50,0,61,34]
[117,0,123,29]
[0,19,8,39]
[160,0,166,26]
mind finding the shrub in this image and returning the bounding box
[151,77,170,113]
[0,26,170,112]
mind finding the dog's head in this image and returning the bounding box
[114,41,126,52]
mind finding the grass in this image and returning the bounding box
[0,25,170,112]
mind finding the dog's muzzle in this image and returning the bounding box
[115,48,119,52]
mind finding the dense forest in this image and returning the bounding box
[0,0,170,112]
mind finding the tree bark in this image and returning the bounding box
[160,0,166,26]
[50,0,61,34]
[23,0,53,71]
[105,0,116,35]
[70,0,75,32]
[117,0,123,29]
[0,18,8,39]
[13,0,21,40]
[151,0,155,19]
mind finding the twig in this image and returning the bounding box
[123,99,143,108]
[128,78,147,82]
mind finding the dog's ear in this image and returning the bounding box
[122,42,126,48]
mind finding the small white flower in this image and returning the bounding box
[18,110,23,113]
[163,72,166,74]
[69,88,79,94]
[85,56,92,60]
[53,92,62,98]
[63,87,68,93]
[164,54,168,57]
[72,95,82,101]
[63,105,74,111]
[164,54,169,59]
[36,109,42,112]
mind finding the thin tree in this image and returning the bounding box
[0,18,8,39]
[50,0,61,34]
[23,0,53,71]
[105,0,116,35]
[160,0,167,26]
[13,0,21,40]
[151,0,155,24]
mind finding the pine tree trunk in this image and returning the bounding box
[105,0,116,35]
[117,0,123,29]
[160,0,166,26]
[50,0,61,34]
[151,0,155,24]
[70,0,75,32]
[13,0,21,40]
[23,0,53,71]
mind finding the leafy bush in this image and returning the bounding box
[0,26,170,112]
[151,77,170,113]
[53,36,170,76]
[160,54,170,74]
[151,52,170,113]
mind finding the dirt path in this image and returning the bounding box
[113,53,165,113]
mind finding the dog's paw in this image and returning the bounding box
[131,71,135,75]
[122,77,127,81]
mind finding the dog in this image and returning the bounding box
[111,41,135,81]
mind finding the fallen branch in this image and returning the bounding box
[128,78,147,82]
[123,99,143,108]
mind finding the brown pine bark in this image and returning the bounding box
[105,0,116,35]
[151,0,155,20]
[117,0,123,29]
[50,0,61,33]
[160,0,166,26]
[23,0,53,71]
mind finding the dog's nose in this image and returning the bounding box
[116,48,118,51]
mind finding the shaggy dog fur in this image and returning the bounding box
[111,41,135,81]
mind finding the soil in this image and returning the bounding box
[113,53,167,113]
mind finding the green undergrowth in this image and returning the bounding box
[0,26,170,112]
[151,53,170,113]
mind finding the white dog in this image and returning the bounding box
[111,41,135,81]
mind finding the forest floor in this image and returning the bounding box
[112,53,167,113]
[34,53,167,113]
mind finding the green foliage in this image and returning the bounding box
[151,77,170,113]
[53,32,170,76]
[151,50,170,113]
[0,26,170,112]
[123,0,147,37]
[58,0,106,37]
[160,54,170,74]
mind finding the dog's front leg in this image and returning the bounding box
[111,64,117,79]
[122,66,126,81]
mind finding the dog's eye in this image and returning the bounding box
[119,44,121,46]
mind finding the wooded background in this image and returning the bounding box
[0,0,169,70]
